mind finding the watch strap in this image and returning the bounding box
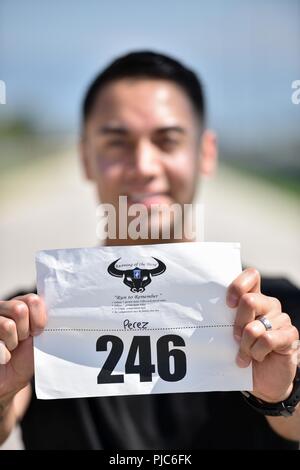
[242,367,300,417]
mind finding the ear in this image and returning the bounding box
[79,136,93,181]
[198,130,218,178]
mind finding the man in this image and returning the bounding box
[0,51,299,449]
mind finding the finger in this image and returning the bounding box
[237,313,292,365]
[0,300,29,341]
[234,293,281,339]
[14,294,47,336]
[250,325,299,363]
[227,268,260,308]
[0,316,18,351]
[0,340,12,365]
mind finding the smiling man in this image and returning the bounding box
[0,51,299,450]
[80,53,213,245]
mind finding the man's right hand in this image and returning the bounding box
[0,294,47,399]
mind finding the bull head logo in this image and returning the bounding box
[108,257,166,292]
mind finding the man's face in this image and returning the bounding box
[81,78,216,241]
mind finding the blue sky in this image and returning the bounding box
[0,0,299,155]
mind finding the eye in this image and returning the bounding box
[156,138,179,152]
[108,139,127,148]
[142,276,148,281]
[126,276,132,281]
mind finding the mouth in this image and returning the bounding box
[128,192,172,207]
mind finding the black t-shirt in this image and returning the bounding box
[7,277,300,449]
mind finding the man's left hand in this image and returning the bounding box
[227,268,299,403]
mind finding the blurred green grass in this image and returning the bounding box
[224,162,300,200]
[0,136,63,173]
[0,118,70,177]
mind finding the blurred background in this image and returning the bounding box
[0,0,299,299]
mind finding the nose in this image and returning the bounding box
[131,139,160,179]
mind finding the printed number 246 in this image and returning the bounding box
[96,335,187,383]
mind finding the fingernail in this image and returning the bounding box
[0,340,9,365]
[227,294,238,308]
[236,354,250,368]
[32,329,44,337]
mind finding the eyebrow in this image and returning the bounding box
[99,125,128,135]
[98,125,187,136]
[155,126,186,135]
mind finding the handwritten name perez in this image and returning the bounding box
[123,319,149,330]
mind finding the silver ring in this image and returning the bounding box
[257,316,272,331]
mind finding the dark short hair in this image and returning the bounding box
[82,50,206,127]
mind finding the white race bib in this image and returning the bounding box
[34,242,252,399]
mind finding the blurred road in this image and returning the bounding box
[201,165,300,287]
[0,149,299,299]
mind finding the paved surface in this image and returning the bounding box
[201,165,300,287]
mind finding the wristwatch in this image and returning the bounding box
[241,367,300,417]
